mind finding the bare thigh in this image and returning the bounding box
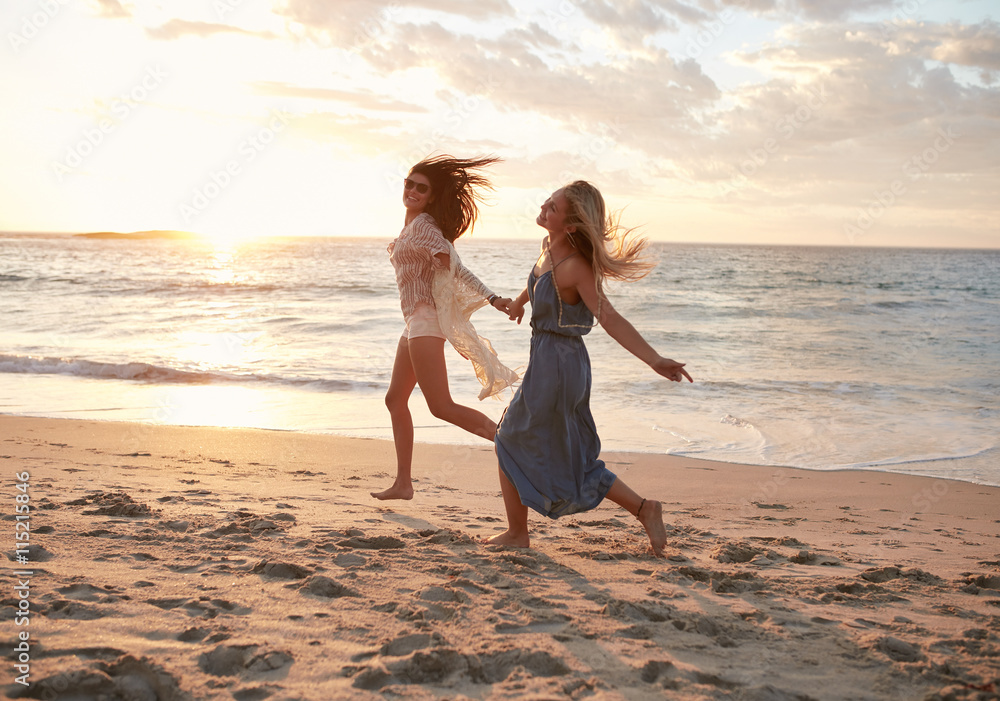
[386,336,417,408]
[407,336,452,408]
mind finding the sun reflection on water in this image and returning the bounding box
[208,247,237,286]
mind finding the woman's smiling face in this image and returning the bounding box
[403,172,433,213]
[536,189,572,236]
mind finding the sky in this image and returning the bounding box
[1,0,998,247]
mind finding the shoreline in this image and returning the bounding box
[2,404,997,488]
[2,415,999,699]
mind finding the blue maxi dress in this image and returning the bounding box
[495,268,617,518]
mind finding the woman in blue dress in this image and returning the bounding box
[490,181,692,556]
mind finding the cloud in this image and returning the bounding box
[92,0,131,19]
[268,3,997,215]
[145,19,277,41]
[725,0,900,21]
[684,19,999,219]
[789,0,896,21]
[277,0,515,47]
[251,81,429,113]
[357,20,719,137]
[574,0,683,37]
[899,20,1000,70]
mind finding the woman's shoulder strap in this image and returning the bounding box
[551,251,580,269]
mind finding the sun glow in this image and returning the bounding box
[196,229,267,248]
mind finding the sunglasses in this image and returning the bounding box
[403,178,430,195]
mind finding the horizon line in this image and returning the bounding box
[1,230,998,251]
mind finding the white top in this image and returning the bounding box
[389,213,493,318]
[389,213,450,317]
[388,213,517,400]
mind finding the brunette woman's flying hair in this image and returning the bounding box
[409,154,502,243]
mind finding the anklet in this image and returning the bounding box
[636,498,646,518]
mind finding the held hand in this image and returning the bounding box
[652,357,692,383]
[507,299,525,324]
[491,297,513,314]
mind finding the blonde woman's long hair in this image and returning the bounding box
[561,181,654,315]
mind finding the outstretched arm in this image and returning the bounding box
[562,257,692,383]
[600,304,692,382]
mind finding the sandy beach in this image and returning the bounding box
[2,414,998,700]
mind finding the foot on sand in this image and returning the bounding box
[637,499,667,557]
[484,530,530,549]
[370,483,414,501]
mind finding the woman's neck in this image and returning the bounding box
[545,233,575,261]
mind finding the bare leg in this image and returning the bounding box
[408,337,498,441]
[605,478,667,557]
[485,466,530,548]
[371,337,417,500]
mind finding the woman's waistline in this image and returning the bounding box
[530,328,587,339]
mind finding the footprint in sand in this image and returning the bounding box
[198,644,294,678]
[789,549,841,566]
[201,511,292,540]
[178,626,213,642]
[668,565,767,595]
[376,632,446,658]
[418,528,474,546]
[488,550,543,573]
[351,645,571,690]
[960,573,1000,594]
[6,543,54,562]
[250,560,313,580]
[300,575,360,599]
[639,660,675,683]
[67,491,156,517]
[233,687,284,701]
[30,655,184,700]
[55,582,122,603]
[337,535,406,550]
[161,519,191,533]
[417,585,469,604]
[861,566,943,584]
[44,599,110,620]
[601,597,673,623]
[147,596,251,618]
[710,539,766,564]
[869,634,923,663]
[333,552,367,568]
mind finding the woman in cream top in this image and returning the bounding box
[372,155,517,501]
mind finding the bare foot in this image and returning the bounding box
[370,484,414,500]
[484,530,530,548]
[637,499,667,557]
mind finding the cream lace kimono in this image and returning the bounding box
[432,242,519,400]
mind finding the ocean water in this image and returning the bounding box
[1,232,998,486]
